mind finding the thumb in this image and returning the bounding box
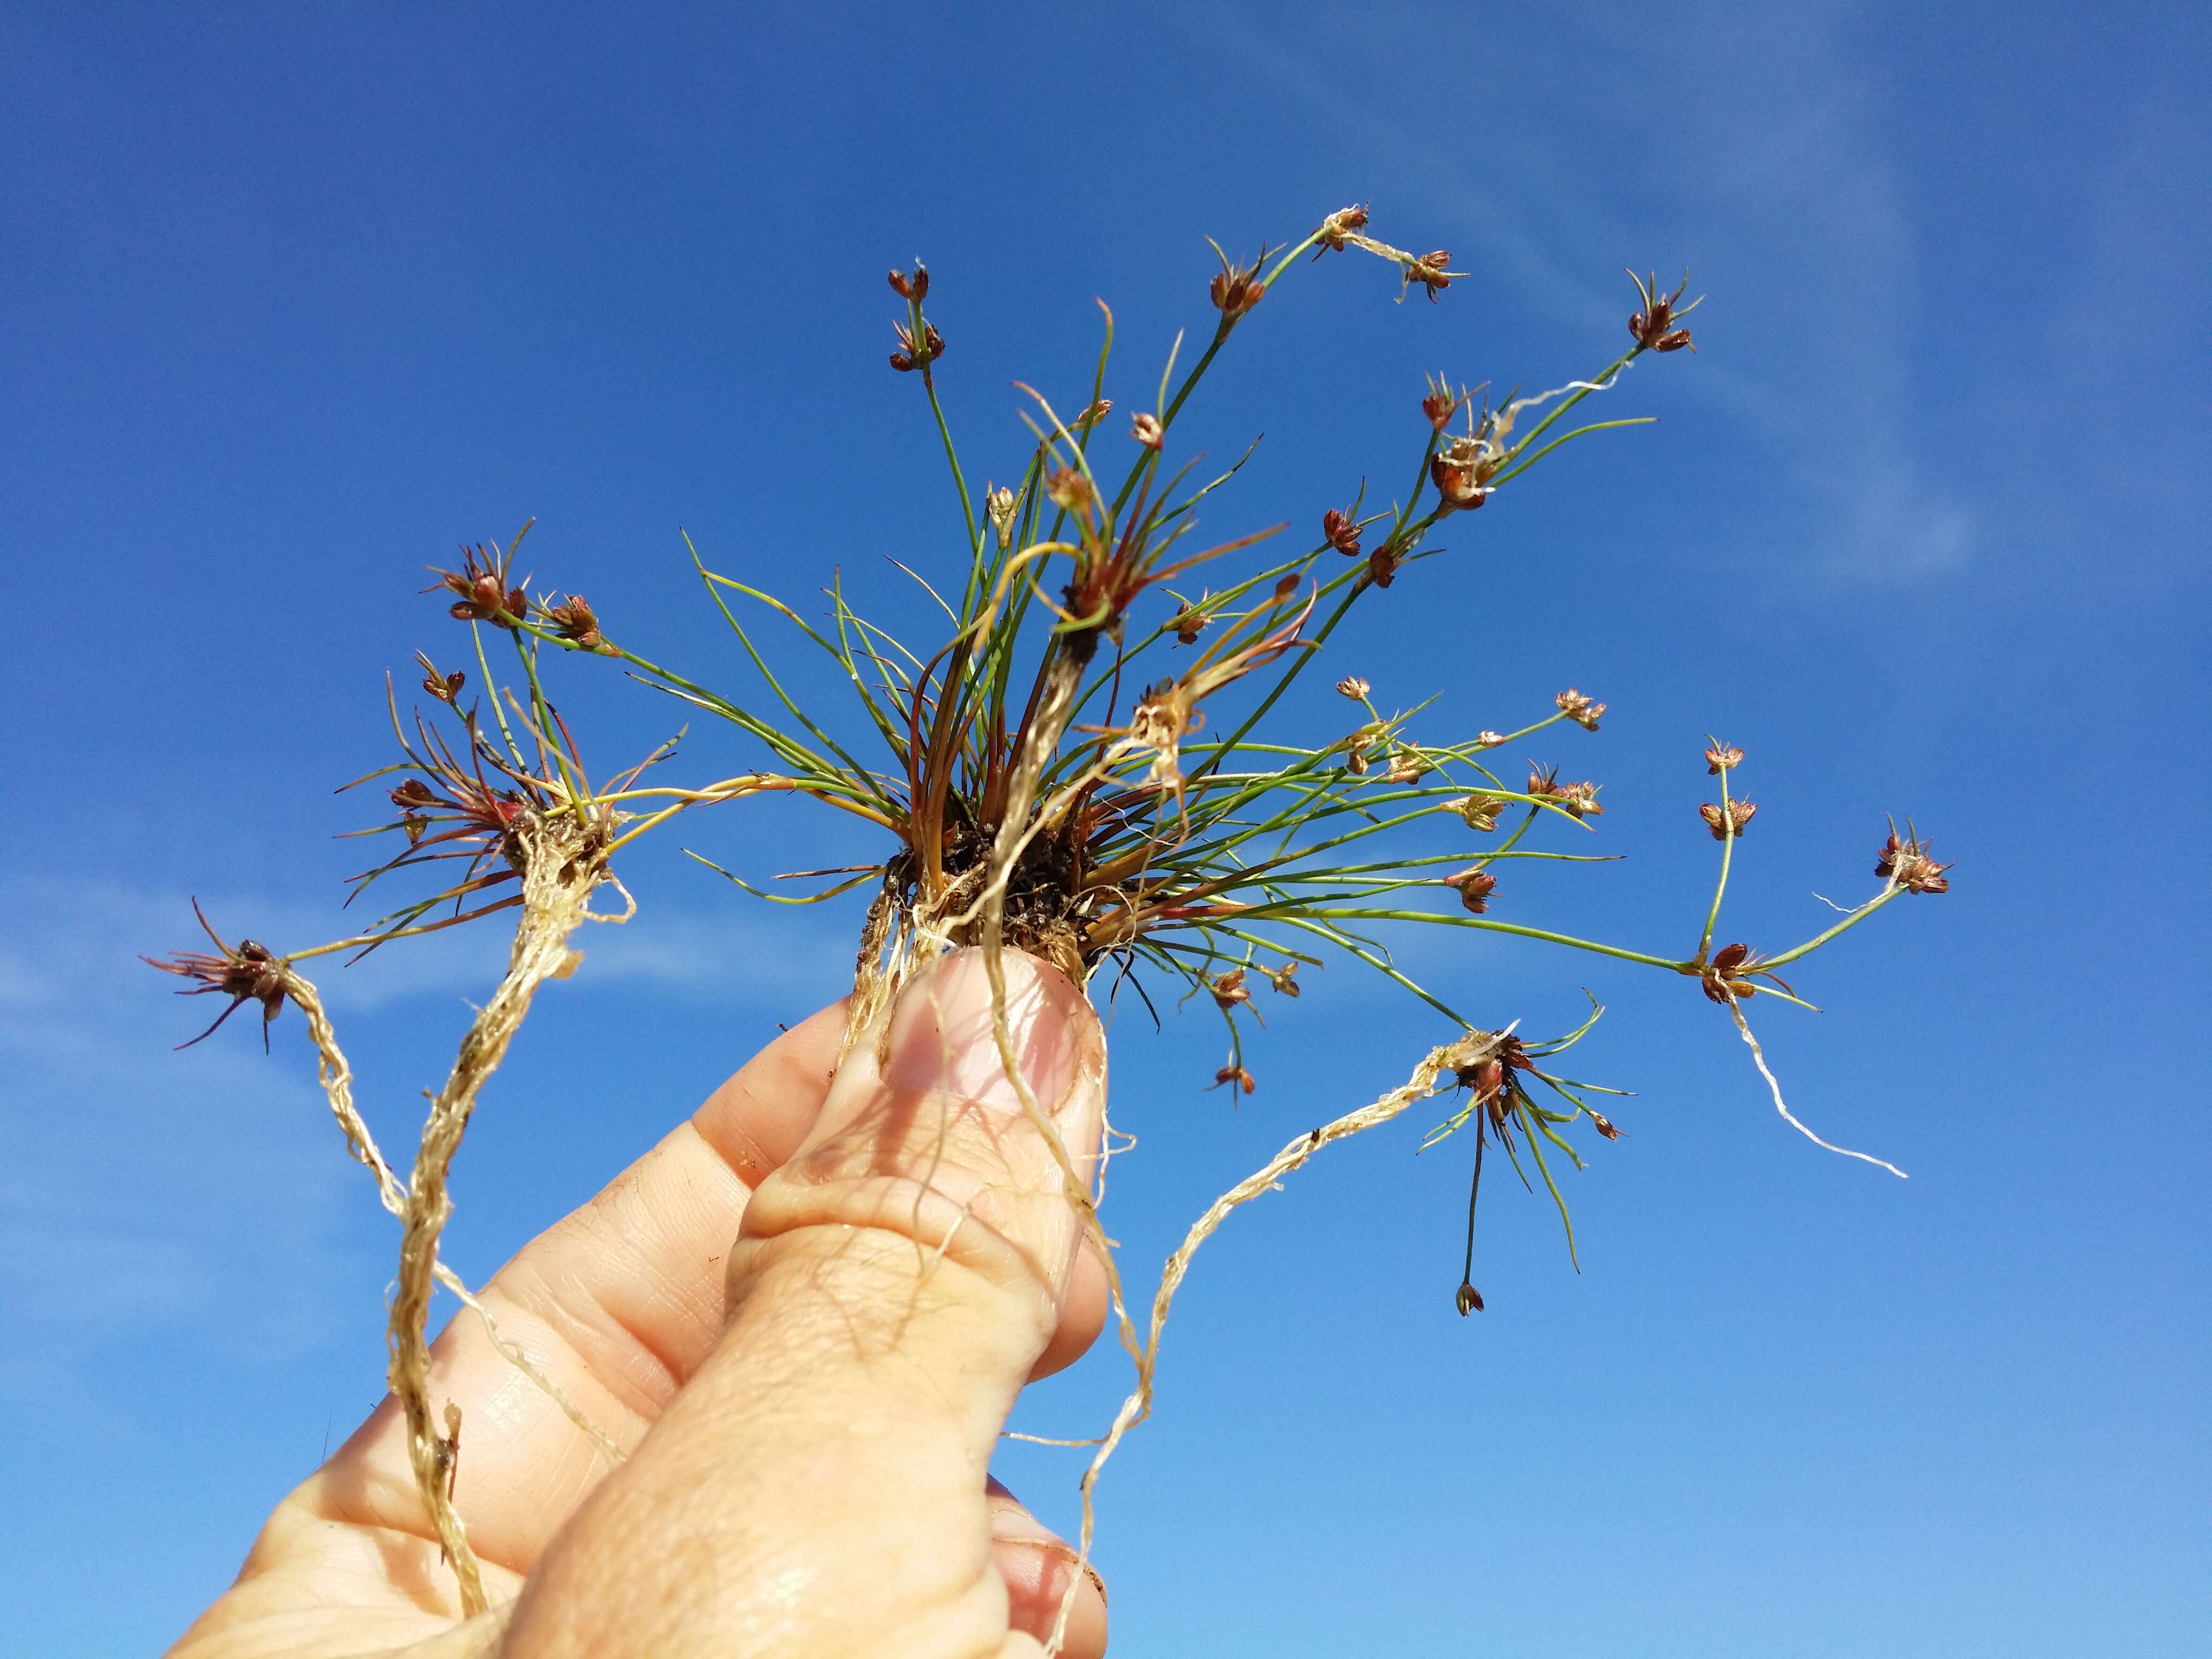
[504,948,1106,1659]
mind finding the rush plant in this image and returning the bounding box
[151,204,1948,1646]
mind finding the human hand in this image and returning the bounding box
[170,948,1112,1658]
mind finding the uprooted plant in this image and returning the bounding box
[150,205,1948,1647]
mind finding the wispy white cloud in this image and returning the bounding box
[1206,0,1977,585]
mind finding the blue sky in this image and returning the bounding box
[3,3,2207,1654]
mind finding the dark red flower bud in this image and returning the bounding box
[1456,1280,1485,1316]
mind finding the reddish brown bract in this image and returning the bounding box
[1209,245,1269,320]
[544,594,602,651]
[428,544,527,629]
[1628,269,1703,353]
[1555,688,1606,731]
[143,901,290,1050]
[1700,799,1757,839]
[1321,506,1363,557]
[1408,250,1453,302]
[415,653,466,705]
[1448,866,1498,913]
[1877,826,1953,894]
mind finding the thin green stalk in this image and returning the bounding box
[1302,908,1686,972]
[1758,884,1907,970]
[1695,764,1737,963]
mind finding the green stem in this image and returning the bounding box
[1758,885,1907,970]
[1301,908,1686,971]
[1695,765,1737,963]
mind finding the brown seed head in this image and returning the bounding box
[390,778,443,810]
[414,652,466,705]
[1701,941,1760,1003]
[1318,204,1370,252]
[890,318,944,373]
[1335,675,1371,701]
[1876,825,1953,894]
[1210,1064,1258,1095]
[1421,374,1460,431]
[1705,741,1745,775]
[143,902,292,1051]
[1589,1112,1622,1140]
[1408,249,1453,302]
[1700,799,1758,839]
[1261,961,1302,997]
[1430,452,1490,514]
[1530,765,1602,817]
[1444,793,1506,832]
[1455,1280,1485,1316]
[1170,601,1208,646]
[1321,506,1363,556]
[1074,398,1112,430]
[545,594,602,651]
[1556,780,1604,818]
[1130,411,1164,450]
[1555,688,1606,731]
[1447,866,1498,913]
[429,544,528,629]
[1475,730,1504,749]
[1209,968,1251,1011]
[1628,269,1702,353]
[1366,544,1401,587]
[1209,245,1270,320]
[1386,750,1430,784]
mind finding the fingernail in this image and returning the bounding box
[880,950,1083,1117]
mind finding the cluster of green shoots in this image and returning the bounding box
[148,205,1949,1643]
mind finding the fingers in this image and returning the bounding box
[988,1477,1109,1659]
[503,949,1107,1659]
[269,1004,856,1578]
